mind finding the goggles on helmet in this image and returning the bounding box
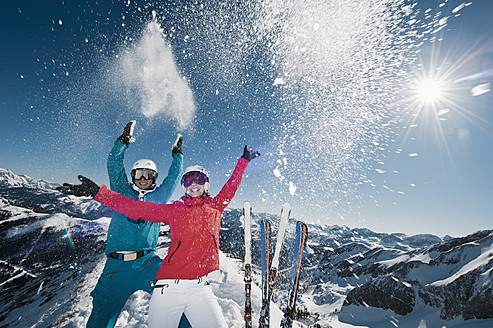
[132,168,157,180]
[181,172,208,188]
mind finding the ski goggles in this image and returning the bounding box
[131,168,157,180]
[181,173,208,187]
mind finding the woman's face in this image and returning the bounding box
[184,181,205,197]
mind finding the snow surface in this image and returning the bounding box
[335,305,493,328]
[48,247,292,328]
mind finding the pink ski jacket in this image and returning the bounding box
[94,158,249,280]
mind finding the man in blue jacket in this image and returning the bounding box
[87,121,190,328]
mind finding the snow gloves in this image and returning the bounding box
[241,145,261,162]
[117,120,136,148]
[56,175,100,198]
[118,120,183,158]
[172,134,183,157]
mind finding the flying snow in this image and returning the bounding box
[273,77,286,86]
[241,0,427,213]
[288,182,297,196]
[116,20,196,129]
[34,0,470,223]
[147,0,469,218]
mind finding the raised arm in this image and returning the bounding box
[213,146,260,212]
[107,121,136,192]
[154,134,184,203]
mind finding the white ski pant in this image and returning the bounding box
[148,276,227,328]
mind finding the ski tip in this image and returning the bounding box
[298,221,308,230]
[296,221,308,232]
[243,201,252,215]
[281,202,291,211]
[296,221,309,242]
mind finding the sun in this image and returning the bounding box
[395,39,487,163]
[393,48,460,160]
[414,77,444,105]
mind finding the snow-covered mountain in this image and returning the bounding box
[0,168,60,189]
[220,210,493,327]
[0,168,492,328]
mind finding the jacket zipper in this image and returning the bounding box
[168,241,181,263]
[212,235,218,253]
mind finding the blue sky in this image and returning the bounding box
[1,0,492,237]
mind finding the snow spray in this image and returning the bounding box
[117,17,196,129]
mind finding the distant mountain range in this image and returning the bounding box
[0,168,491,327]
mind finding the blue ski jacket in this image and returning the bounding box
[105,139,183,255]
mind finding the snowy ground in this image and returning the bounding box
[330,305,493,328]
[50,246,493,328]
[51,249,292,328]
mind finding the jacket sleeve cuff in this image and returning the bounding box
[238,157,249,167]
[94,185,109,203]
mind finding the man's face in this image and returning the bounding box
[132,168,157,190]
[133,176,154,190]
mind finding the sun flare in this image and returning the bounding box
[415,78,444,104]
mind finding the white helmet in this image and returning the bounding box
[131,159,158,180]
[132,159,158,172]
[181,165,210,194]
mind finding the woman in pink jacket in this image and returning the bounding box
[58,146,260,328]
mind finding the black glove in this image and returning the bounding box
[56,175,100,197]
[172,134,183,157]
[117,120,136,148]
[241,145,261,162]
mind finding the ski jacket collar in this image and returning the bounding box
[181,195,209,206]
[132,184,157,201]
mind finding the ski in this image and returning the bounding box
[259,202,291,328]
[281,221,308,328]
[243,201,253,328]
[259,219,271,328]
[270,202,291,285]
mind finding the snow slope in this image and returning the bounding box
[0,205,289,327]
[51,250,287,328]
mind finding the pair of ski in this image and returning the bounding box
[243,201,308,328]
